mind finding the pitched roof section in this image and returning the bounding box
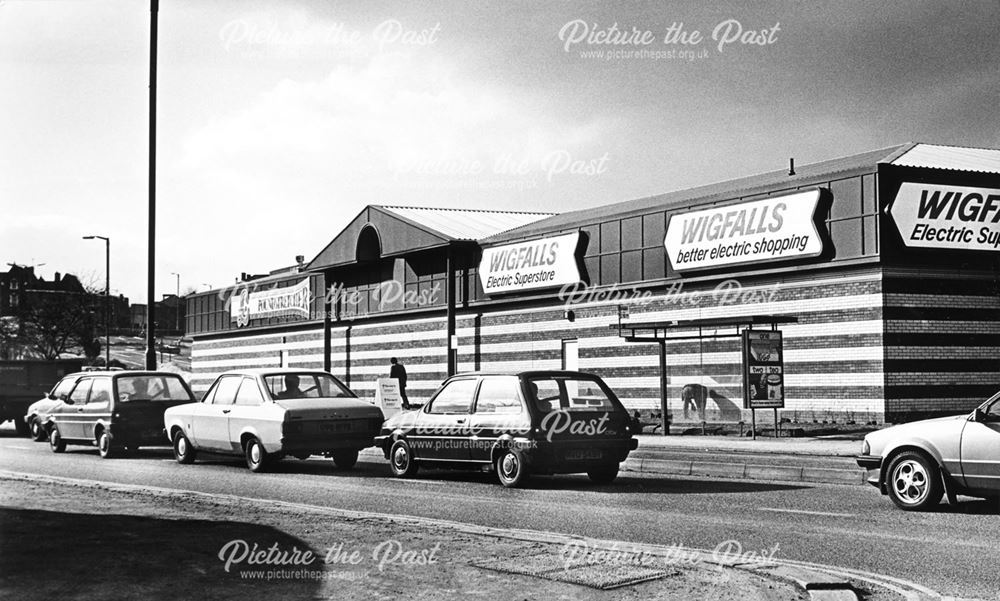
[484,144,912,243]
[378,206,553,240]
[890,143,1000,174]
[307,205,553,270]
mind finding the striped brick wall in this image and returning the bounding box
[456,269,886,424]
[882,268,1000,421]
[192,267,890,423]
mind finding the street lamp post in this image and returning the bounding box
[170,271,180,332]
[82,235,110,366]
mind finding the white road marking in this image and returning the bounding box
[5,445,32,450]
[758,507,855,518]
[385,478,448,485]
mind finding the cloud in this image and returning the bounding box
[166,51,610,292]
[175,51,610,194]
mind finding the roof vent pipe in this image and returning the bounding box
[788,158,795,176]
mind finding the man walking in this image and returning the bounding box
[390,357,410,409]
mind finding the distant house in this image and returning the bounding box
[2,264,131,333]
[1,265,87,316]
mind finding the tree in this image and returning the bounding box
[15,287,101,360]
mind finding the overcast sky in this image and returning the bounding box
[2,0,998,301]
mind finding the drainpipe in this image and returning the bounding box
[446,244,457,376]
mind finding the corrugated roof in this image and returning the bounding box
[484,144,911,243]
[377,206,554,241]
[890,143,1000,173]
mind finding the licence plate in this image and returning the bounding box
[565,449,602,461]
[320,422,351,433]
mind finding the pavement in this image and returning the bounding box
[362,431,869,487]
[622,431,868,486]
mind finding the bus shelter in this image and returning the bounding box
[610,314,798,435]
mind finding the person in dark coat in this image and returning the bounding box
[390,357,409,409]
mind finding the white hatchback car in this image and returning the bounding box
[857,393,1000,510]
[164,369,383,472]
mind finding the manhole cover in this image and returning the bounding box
[470,550,676,590]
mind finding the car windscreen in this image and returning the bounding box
[117,375,194,402]
[264,373,353,400]
[526,376,620,413]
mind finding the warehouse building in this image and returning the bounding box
[187,143,1000,424]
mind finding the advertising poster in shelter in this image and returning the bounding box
[742,330,785,409]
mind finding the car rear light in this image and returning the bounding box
[861,439,870,455]
[283,422,303,435]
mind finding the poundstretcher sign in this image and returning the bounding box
[478,232,581,295]
[889,183,1000,251]
[230,278,311,327]
[664,190,823,272]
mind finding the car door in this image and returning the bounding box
[468,376,529,463]
[228,377,272,453]
[57,378,93,439]
[191,375,241,452]
[959,397,1000,492]
[412,378,478,462]
[79,376,113,442]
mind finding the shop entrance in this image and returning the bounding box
[610,314,796,435]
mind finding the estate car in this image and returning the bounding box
[857,391,1000,510]
[44,371,196,457]
[375,371,639,488]
[24,372,87,441]
[164,369,384,472]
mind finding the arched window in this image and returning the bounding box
[356,225,381,263]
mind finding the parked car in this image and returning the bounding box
[375,370,639,488]
[164,369,383,472]
[857,392,1000,510]
[44,371,196,458]
[24,372,88,441]
[0,358,83,436]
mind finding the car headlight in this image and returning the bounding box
[861,439,870,455]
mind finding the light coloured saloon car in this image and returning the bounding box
[857,392,1000,510]
[164,369,384,472]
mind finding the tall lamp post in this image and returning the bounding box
[82,235,110,366]
[146,0,159,370]
[170,271,180,332]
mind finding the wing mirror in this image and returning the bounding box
[972,408,997,423]
[63,399,74,405]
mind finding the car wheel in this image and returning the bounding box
[496,450,528,488]
[173,431,197,464]
[30,419,47,442]
[97,430,118,459]
[332,449,359,469]
[14,418,30,437]
[49,426,66,453]
[886,451,942,511]
[587,464,620,484]
[245,437,271,473]
[389,440,418,478]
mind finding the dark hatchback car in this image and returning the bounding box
[375,371,639,487]
[44,371,196,458]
